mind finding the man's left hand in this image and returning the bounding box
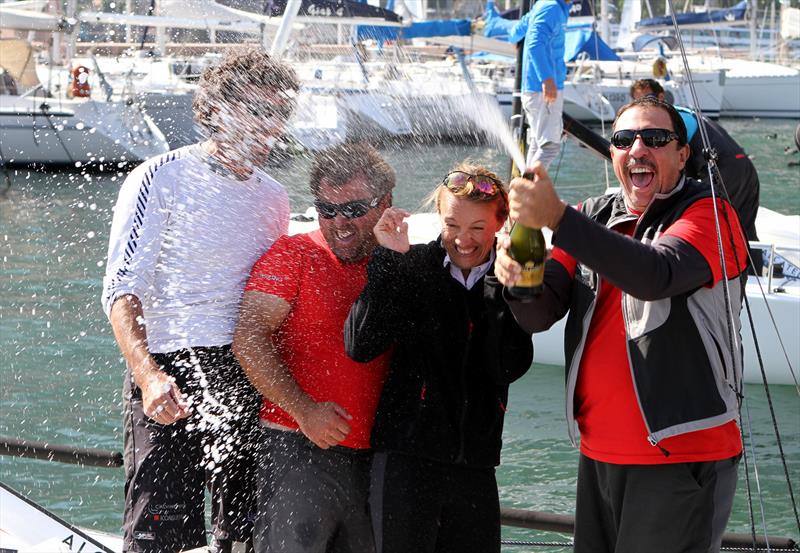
[510,163,567,230]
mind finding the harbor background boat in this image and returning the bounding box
[0,118,798,548]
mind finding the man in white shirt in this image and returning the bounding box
[101,47,299,553]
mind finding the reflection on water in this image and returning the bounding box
[1,132,798,544]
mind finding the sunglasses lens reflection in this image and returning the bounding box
[343,205,369,218]
[315,204,337,219]
[445,172,469,189]
[472,178,497,194]
[443,172,499,195]
[611,129,676,149]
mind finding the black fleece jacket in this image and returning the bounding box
[344,240,533,468]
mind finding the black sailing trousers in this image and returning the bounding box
[574,453,740,553]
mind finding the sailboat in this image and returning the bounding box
[0,38,169,166]
[74,0,416,150]
[0,481,122,553]
[614,0,800,119]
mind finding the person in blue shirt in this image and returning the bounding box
[508,0,571,169]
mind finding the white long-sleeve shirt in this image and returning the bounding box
[102,144,289,353]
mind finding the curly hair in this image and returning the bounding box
[192,46,300,133]
[309,142,396,198]
[427,161,509,222]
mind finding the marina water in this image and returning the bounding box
[1,119,798,548]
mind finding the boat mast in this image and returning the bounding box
[154,0,167,55]
[750,0,757,59]
[600,0,610,42]
[769,0,775,61]
[270,0,303,56]
[49,0,62,64]
[125,0,132,43]
[509,0,530,178]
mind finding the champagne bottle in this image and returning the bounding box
[508,171,545,299]
[508,222,545,298]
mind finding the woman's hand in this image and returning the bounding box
[374,207,412,253]
[494,234,522,287]
[495,234,553,288]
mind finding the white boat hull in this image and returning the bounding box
[137,91,200,148]
[720,74,800,118]
[343,91,412,139]
[0,95,169,165]
[588,70,725,119]
[684,56,800,119]
[563,82,617,122]
[290,91,350,152]
[0,481,122,553]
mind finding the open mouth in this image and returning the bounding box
[334,229,355,242]
[629,166,655,189]
[456,245,478,256]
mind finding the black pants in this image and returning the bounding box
[574,454,740,553]
[122,346,262,553]
[254,428,375,553]
[370,452,500,553]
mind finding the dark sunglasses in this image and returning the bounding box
[442,171,502,196]
[611,128,681,149]
[314,195,383,219]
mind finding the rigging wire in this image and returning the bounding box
[742,391,773,550]
[739,422,760,549]
[31,87,75,167]
[739,243,800,532]
[666,0,800,542]
[550,139,567,187]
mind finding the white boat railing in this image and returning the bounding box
[750,241,800,294]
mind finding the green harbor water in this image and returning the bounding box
[1,118,798,548]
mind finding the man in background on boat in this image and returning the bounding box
[495,97,747,552]
[507,0,570,169]
[631,78,762,273]
[101,47,299,553]
[233,143,395,553]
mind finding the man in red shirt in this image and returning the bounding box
[495,97,747,552]
[233,143,395,553]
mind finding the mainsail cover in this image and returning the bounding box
[357,18,472,41]
[635,0,747,30]
[216,0,401,22]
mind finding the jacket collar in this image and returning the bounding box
[607,175,687,227]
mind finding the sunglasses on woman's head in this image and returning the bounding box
[611,128,681,150]
[314,196,383,219]
[442,171,502,196]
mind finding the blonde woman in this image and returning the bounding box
[345,162,533,553]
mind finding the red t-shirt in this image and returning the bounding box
[556,198,746,464]
[244,230,391,449]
